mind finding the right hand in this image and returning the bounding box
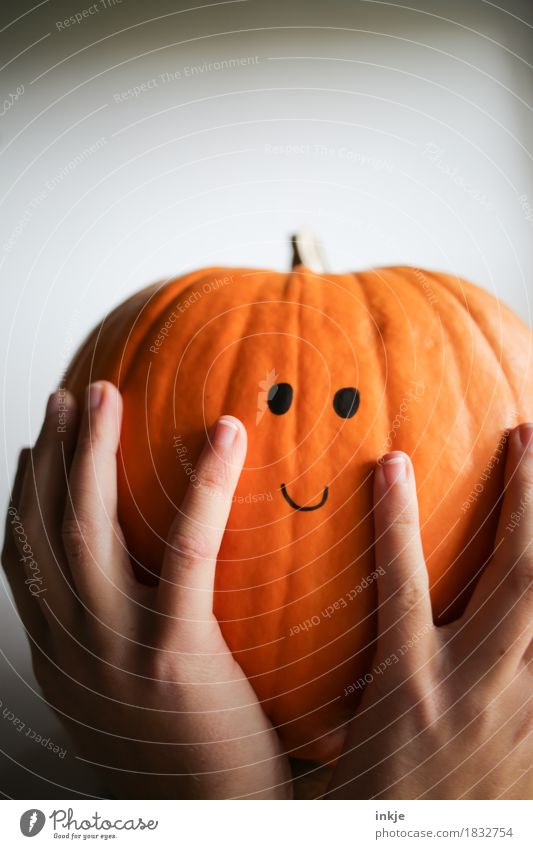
[327,426,533,799]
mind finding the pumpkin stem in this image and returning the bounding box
[291,228,328,273]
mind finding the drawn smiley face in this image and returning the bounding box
[267,382,361,511]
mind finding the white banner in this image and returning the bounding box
[0,800,531,848]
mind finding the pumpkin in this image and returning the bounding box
[64,235,533,763]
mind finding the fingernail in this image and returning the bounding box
[46,391,61,417]
[213,417,239,449]
[518,423,533,451]
[380,452,408,485]
[86,382,103,410]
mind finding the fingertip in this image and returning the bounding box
[102,381,123,426]
[502,423,533,486]
[84,379,122,407]
[212,416,239,449]
[217,414,246,436]
[211,415,247,454]
[85,382,103,411]
[18,446,31,468]
[515,422,533,453]
[46,387,76,418]
[376,451,412,490]
[100,379,122,401]
[374,451,420,535]
[41,389,77,443]
[83,381,123,438]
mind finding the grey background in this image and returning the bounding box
[1,0,532,797]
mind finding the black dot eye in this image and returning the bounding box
[333,387,360,418]
[268,383,293,415]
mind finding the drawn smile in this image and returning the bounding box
[280,483,329,511]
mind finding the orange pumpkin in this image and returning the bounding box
[64,241,533,762]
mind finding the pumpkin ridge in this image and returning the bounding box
[394,268,480,556]
[120,269,226,397]
[356,268,392,459]
[423,270,518,440]
[427,270,526,416]
[213,275,265,429]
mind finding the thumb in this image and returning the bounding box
[373,451,434,667]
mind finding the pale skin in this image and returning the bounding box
[327,430,533,799]
[2,380,532,799]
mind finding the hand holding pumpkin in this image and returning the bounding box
[2,381,292,799]
[62,258,533,763]
[327,428,533,800]
[3,380,532,799]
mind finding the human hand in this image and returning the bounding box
[327,426,533,799]
[2,381,292,799]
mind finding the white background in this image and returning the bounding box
[1,0,532,799]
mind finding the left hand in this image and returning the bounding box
[2,381,292,799]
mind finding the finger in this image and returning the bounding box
[462,424,533,668]
[157,416,247,641]
[3,447,30,565]
[63,381,139,630]
[16,390,79,626]
[2,447,47,640]
[373,451,434,664]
